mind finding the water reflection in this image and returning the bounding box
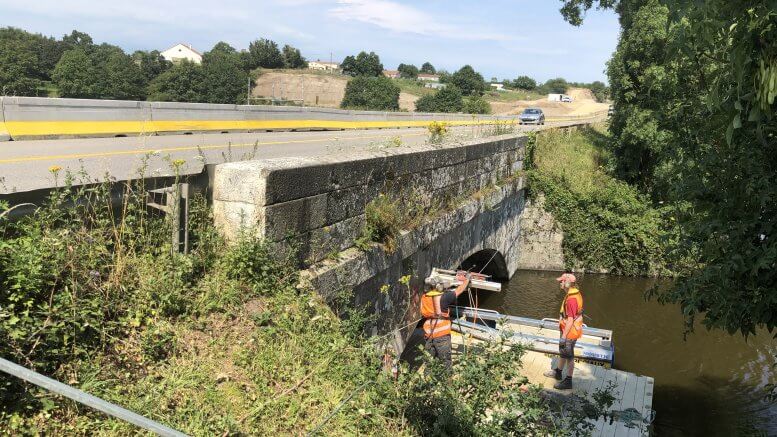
[476,270,777,436]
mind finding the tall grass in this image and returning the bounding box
[0,169,614,435]
[528,125,668,275]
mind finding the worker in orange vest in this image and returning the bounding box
[544,272,584,390]
[420,271,471,368]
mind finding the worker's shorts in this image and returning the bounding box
[559,338,576,359]
[425,334,452,368]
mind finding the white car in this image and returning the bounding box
[561,96,573,103]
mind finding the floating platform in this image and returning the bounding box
[450,306,615,367]
[450,307,654,436]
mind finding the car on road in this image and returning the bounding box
[519,108,545,125]
[561,96,573,103]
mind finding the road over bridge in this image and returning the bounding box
[0,121,594,194]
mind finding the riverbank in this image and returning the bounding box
[525,124,668,276]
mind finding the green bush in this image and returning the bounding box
[340,75,400,111]
[355,194,403,251]
[463,94,491,114]
[528,126,667,275]
[448,65,487,96]
[538,77,568,95]
[414,85,463,113]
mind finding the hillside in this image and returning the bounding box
[490,87,608,117]
[253,70,418,110]
[253,72,605,117]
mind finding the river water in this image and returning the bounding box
[477,270,777,436]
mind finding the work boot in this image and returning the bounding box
[554,377,573,390]
[543,369,562,380]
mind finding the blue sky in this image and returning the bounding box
[0,0,619,83]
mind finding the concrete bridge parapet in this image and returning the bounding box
[212,133,532,350]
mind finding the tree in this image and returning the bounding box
[282,44,307,69]
[0,28,44,95]
[103,51,146,100]
[247,38,283,69]
[202,45,249,104]
[52,48,99,98]
[560,0,777,335]
[204,41,237,61]
[463,95,491,114]
[511,75,537,90]
[132,50,172,82]
[539,77,568,94]
[587,80,608,102]
[147,60,206,102]
[340,76,399,110]
[397,63,419,79]
[341,51,383,77]
[61,30,93,50]
[449,65,486,96]
[414,85,463,113]
[420,62,436,74]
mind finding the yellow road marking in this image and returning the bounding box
[0,132,428,164]
[3,118,510,137]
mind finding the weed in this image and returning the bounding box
[427,121,449,144]
[325,249,341,262]
[486,119,516,136]
[357,193,404,252]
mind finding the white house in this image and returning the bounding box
[418,73,440,82]
[490,83,505,91]
[308,60,340,72]
[383,70,400,79]
[161,43,203,64]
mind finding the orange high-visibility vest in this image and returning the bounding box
[421,291,451,339]
[559,288,584,340]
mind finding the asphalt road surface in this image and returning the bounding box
[0,120,595,194]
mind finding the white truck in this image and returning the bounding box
[548,93,573,103]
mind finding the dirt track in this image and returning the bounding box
[490,87,608,117]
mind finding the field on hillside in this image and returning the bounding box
[253,70,419,110]
[253,71,606,117]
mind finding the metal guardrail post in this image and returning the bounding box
[147,183,191,254]
[0,357,188,436]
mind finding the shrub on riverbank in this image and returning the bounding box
[0,175,611,434]
[527,125,668,275]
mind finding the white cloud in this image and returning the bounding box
[329,0,511,41]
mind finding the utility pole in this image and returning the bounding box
[247,76,251,105]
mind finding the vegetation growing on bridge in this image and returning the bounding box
[0,173,611,435]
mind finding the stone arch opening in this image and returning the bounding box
[458,249,510,281]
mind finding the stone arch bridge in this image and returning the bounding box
[212,132,564,352]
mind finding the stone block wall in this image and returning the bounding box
[212,134,527,266]
[515,195,565,271]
